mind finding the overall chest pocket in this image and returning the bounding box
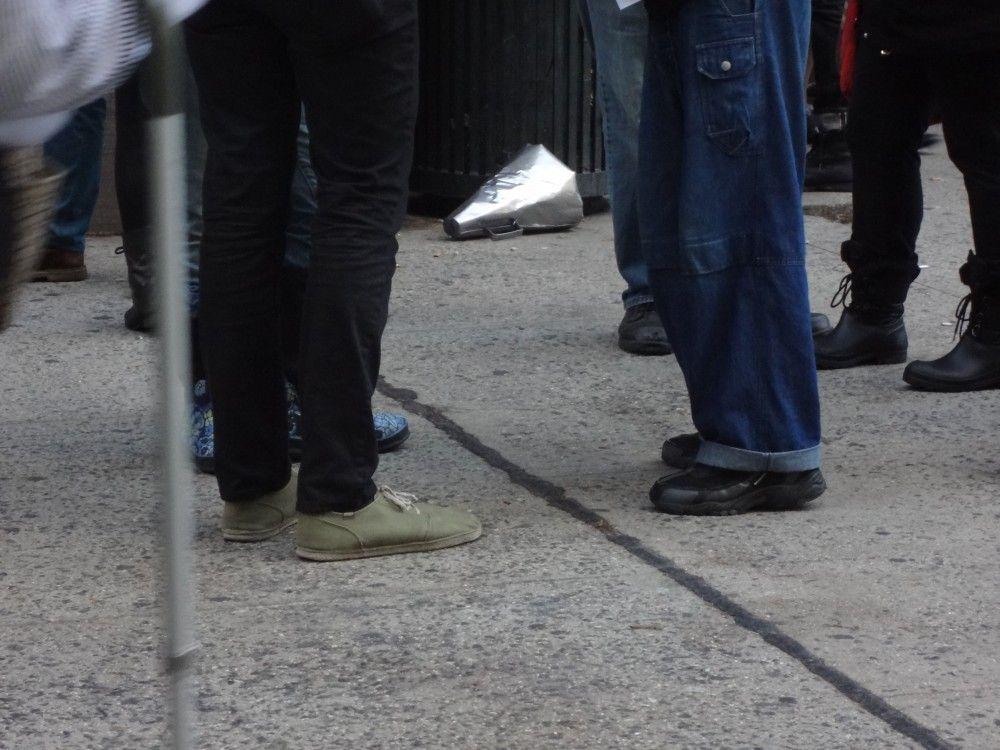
[695,36,759,155]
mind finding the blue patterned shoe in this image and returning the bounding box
[191,379,216,474]
[286,382,410,459]
[287,381,304,461]
[373,411,410,452]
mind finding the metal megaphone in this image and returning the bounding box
[443,144,584,240]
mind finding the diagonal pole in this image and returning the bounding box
[144,3,197,748]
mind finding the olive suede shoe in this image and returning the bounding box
[221,474,298,542]
[296,487,482,562]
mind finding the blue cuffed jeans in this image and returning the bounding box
[43,98,107,253]
[580,0,654,310]
[638,0,821,472]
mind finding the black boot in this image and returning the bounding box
[815,302,907,370]
[815,241,915,369]
[904,255,1000,391]
[650,464,826,516]
[120,229,155,332]
[618,302,671,356]
[805,108,852,192]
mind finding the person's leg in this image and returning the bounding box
[814,38,931,368]
[804,0,851,191]
[580,0,669,355]
[115,56,206,332]
[113,70,158,330]
[641,0,824,515]
[281,116,411,456]
[186,0,300,512]
[903,49,1000,391]
[278,5,415,515]
[809,0,845,111]
[32,98,107,281]
[262,0,479,559]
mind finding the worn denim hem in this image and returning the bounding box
[696,440,821,472]
[623,293,656,309]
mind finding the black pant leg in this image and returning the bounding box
[810,0,846,110]
[113,71,150,237]
[185,0,301,503]
[263,1,419,514]
[931,50,1000,268]
[846,38,931,305]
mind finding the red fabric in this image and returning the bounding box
[839,0,861,99]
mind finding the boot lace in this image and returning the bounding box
[830,273,853,309]
[379,486,420,514]
[954,293,975,340]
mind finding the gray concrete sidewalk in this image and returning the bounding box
[2,133,997,748]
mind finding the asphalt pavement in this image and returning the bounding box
[1,131,996,749]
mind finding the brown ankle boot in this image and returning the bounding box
[29,248,88,283]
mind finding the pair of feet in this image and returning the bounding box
[191,379,411,474]
[222,473,482,561]
[814,308,1000,391]
[653,434,826,515]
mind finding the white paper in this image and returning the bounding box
[617,0,642,9]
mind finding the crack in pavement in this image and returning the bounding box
[377,377,956,750]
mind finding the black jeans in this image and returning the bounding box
[185,0,418,513]
[846,36,1000,304]
[811,0,846,111]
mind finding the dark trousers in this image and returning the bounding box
[185,0,418,513]
[847,37,1000,304]
[810,0,845,110]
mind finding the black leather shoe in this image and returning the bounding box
[650,464,826,516]
[815,308,907,370]
[661,433,700,469]
[618,302,671,356]
[123,304,155,332]
[903,334,1000,391]
[805,109,852,192]
[811,312,832,336]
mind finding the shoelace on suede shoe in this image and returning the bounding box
[379,486,420,514]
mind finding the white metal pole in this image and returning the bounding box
[144,4,197,748]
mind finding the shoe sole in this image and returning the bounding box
[30,268,88,282]
[816,349,907,370]
[652,475,827,516]
[903,370,1000,393]
[222,517,298,542]
[618,339,673,356]
[296,526,482,562]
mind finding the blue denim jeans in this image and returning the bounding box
[638,0,821,472]
[580,0,653,309]
[43,98,107,253]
